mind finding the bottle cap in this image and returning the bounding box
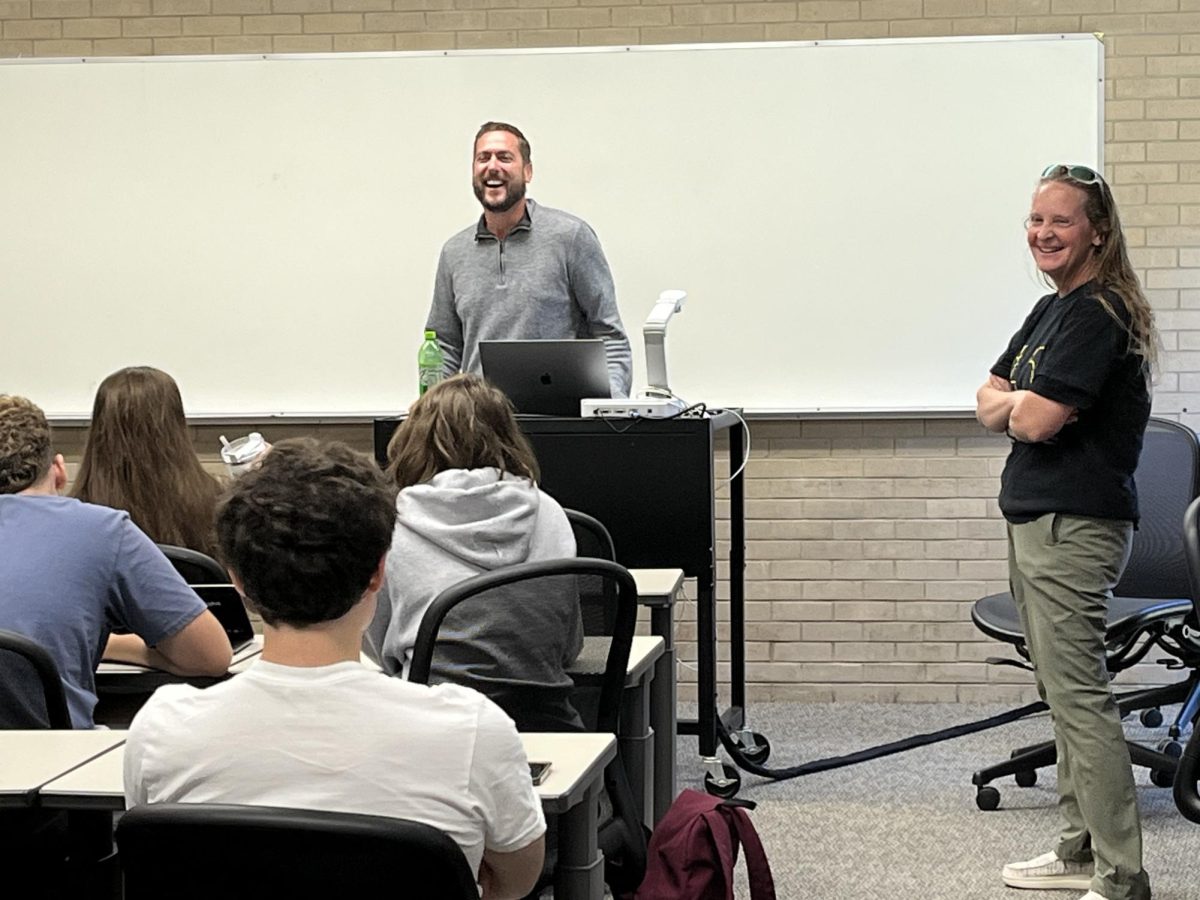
[424,330,437,340]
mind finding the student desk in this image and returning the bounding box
[0,730,126,808]
[567,635,663,828]
[31,731,616,900]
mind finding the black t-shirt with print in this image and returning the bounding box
[990,281,1150,524]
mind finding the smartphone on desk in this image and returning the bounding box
[528,761,552,785]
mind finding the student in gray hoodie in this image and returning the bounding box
[366,374,584,731]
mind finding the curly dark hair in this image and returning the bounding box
[216,438,397,627]
[0,395,53,494]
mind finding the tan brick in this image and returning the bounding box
[31,0,91,16]
[1147,10,1200,27]
[1129,247,1179,268]
[0,1,31,16]
[122,16,181,35]
[274,0,329,11]
[33,38,91,53]
[1051,0,1111,10]
[152,35,212,51]
[1115,34,1177,55]
[333,0,390,9]
[1115,120,1179,141]
[1116,0,1175,8]
[1080,11,1150,28]
[63,17,122,37]
[827,20,889,35]
[951,15,1014,31]
[924,0,987,14]
[213,34,272,51]
[362,11,423,29]
[547,7,609,26]
[672,3,733,23]
[244,14,302,33]
[1013,13,1081,26]
[735,1,798,21]
[1116,77,1179,99]
[795,0,859,17]
[773,642,834,661]
[332,31,395,49]
[0,39,34,54]
[518,28,580,45]
[579,27,641,44]
[302,12,362,31]
[1112,162,1179,183]
[272,33,331,49]
[182,15,241,33]
[862,0,923,17]
[214,0,268,11]
[1124,204,1181,226]
[93,0,150,12]
[153,0,211,13]
[90,35,151,51]
[484,8,546,28]
[4,18,60,36]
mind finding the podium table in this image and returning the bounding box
[376,411,749,788]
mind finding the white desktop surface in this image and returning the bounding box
[629,568,684,604]
[0,730,127,806]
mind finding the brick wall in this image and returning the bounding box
[16,2,1200,701]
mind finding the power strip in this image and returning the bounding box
[580,397,689,419]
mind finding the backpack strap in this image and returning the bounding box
[720,804,777,900]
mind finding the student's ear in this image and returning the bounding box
[524,161,533,184]
[51,454,68,492]
[366,553,388,594]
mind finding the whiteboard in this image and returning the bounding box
[0,35,1103,417]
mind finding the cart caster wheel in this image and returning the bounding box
[1157,739,1183,759]
[976,785,1001,811]
[1140,708,1164,729]
[704,765,741,800]
[1014,769,1037,788]
[1150,767,1174,788]
[737,732,771,765]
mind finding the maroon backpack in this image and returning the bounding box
[631,789,776,900]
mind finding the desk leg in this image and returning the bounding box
[649,606,677,824]
[620,670,654,828]
[555,780,604,900]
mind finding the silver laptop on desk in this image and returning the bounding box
[479,339,610,417]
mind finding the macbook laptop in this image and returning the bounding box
[193,584,256,652]
[479,339,610,417]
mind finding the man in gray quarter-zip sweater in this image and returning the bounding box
[425,121,632,398]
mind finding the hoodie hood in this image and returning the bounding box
[395,468,541,570]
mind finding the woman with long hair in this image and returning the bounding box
[72,366,223,558]
[365,373,583,731]
[976,165,1156,900]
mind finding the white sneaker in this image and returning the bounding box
[1001,851,1092,890]
[1079,892,1109,900]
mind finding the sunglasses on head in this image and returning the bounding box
[1042,164,1103,186]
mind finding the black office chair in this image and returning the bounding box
[0,628,71,730]
[971,417,1200,810]
[116,803,478,899]
[1172,495,1200,824]
[156,543,228,584]
[564,508,619,636]
[408,557,647,895]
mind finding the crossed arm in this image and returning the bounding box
[975,374,1076,444]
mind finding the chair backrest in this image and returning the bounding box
[565,508,619,636]
[0,629,71,729]
[408,557,638,735]
[116,803,479,900]
[157,543,229,585]
[1115,417,1200,600]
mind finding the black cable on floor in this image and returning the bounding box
[717,700,1049,781]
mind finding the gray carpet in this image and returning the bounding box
[673,703,1199,900]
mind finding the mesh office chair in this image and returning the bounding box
[971,417,1200,809]
[0,629,71,730]
[1172,495,1200,824]
[408,557,647,895]
[564,508,618,636]
[156,544,228,584]
[116,803,479,899]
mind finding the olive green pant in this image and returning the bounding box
[1008,514,1151,900]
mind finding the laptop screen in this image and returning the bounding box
[479,339,610,417]
[192,584,255,651]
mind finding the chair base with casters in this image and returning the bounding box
[970,592,1199,810]
[116,803,480,900]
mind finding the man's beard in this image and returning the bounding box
[474,177,526,214]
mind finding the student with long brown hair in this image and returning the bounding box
[365,373,583,732]
[72,366,223,558]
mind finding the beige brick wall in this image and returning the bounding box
[17,4,1200,701]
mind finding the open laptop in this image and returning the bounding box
[192,584,256,653]
[479,339,610,417]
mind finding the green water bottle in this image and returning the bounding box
[418,330,444,396]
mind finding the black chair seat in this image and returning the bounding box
[973,592,1193,649]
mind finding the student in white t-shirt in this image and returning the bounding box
[123,438,545,900]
